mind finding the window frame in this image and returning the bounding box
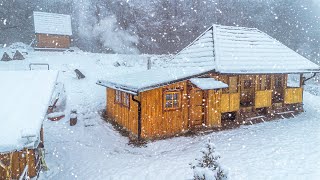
[115,90,122,104]
[163,90,182,111]
[122,92,130,107]
[114,90,130,108]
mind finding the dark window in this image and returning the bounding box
[122,92,130,107]
[115,90,130,108]
[275,76,283,88]
[115,90,121,103]
[244,80,252,89]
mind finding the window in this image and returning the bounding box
[274,76,283,89]
[115,90,121,103]
[287,74,301,88]
[115,90,130,108]
[122,92,130,107]
[164,91,181,110]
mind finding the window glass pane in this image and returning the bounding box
[173,100,179,107]
[173,93,179,100]
[116,91,121,102]
[165,101,173,108]
[166,94,172,100]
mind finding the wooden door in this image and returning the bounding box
[189,89,205,128]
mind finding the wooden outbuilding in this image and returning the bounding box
[97,24,320,140]
[33,11,72,50]
[0,71,58,179]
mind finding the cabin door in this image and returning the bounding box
[189,88,205,128]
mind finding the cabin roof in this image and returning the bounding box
[169,24,320,74]
[33,11,72,36]
[189,78,228,90]
[98,24,320,93]
[0,71,58,153]
[97,67,215,95]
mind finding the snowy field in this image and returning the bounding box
[1,50,320,180]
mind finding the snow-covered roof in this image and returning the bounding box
[0,71,58,153]
[190,78,228,90]
[33,11,72,36]
[97,67,214,95]
[169,24,320,73]
[98,24,319,93]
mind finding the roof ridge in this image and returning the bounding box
[175,25,214,57]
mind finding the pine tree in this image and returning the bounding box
[190,140,228,180]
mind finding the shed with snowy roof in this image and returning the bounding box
[97,24,320,140]
[33,11,72,50]
[0,71,58,179]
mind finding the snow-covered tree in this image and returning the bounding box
[190,140,228,180]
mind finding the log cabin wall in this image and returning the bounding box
[105,73,304,139]
[140,81,189,139]
[0,149,39,179]
[106,88,138,136]
[36,34,71,49]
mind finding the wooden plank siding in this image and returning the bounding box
[106,88,138,135]
[36,34,70,49]
[140,81,188,139]
[105,73,304,139]
[0,149,38,179]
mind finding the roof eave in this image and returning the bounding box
[97,69,216,94]
[217,69,320,74]
[96,81,139,95]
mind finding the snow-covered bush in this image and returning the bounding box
[190,140,228,180]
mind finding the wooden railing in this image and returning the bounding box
[221,93,240,113]
[284,88,303,104]
[255,90,272,108]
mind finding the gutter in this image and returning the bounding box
[303,73,317,85]
[132,95,142,140]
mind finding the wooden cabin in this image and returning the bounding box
[0,71,58,179]
[97,24,320,140]
[33,11,72,50]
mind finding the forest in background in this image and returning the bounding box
[0,0,320,63]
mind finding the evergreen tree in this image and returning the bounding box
[190,140,228,180]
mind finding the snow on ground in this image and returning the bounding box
[1,50,320,180]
